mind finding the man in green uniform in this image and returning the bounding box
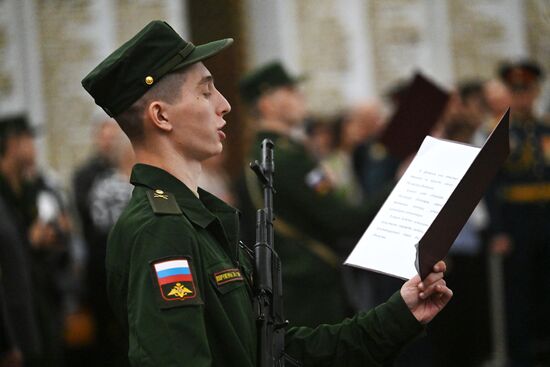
[238,62,400,327]
[82,20,452,367]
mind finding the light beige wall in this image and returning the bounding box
[525,0,550,114]
[2,0,548,185]
[34,0,185,185]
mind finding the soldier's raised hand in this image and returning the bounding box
[400,260,453,324]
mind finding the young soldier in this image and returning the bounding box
[82,20,452,367]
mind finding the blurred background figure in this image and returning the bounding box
[344,99,388,199]
[239,61,372,328]
[320,100,400,312]
[0,115,71,366]
[0,125,41,367]
[456,80,489,145]
[72,118,123,256]
[70,117,133,367]
[483,78,513,130]
[487,60,550,366]
[0,116,42,367]
[320,100,386,203]
[303,116,335,161]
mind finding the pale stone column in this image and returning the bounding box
[0,0,48,165]
[31,0,189,184]
[244,0,375,114]
[525,0,550,114]
[448,0,528,82]
[114,0,186,44]
[243,0,300,71]
[35,0,117,182]
[367,0,454,95]
[0,0,27,115]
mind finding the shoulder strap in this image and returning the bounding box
[146,189,182,215]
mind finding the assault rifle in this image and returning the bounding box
[250,139,300,367]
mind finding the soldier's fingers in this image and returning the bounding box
[419,279,446,299]
[432,260,446,273]
[418,271,444,291]
[434,284,453,305]
[408,275,420,287]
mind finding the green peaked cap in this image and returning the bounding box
[82,20,233,117]
[239,61,304,104]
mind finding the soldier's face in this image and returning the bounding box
[267,86,307,127]
[7,133,36,180]
[167,62,231,161]
[510,84,539,114]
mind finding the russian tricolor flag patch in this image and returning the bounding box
[155,259,192,285]
[151,257,200,306]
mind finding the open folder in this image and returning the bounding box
[345,110,510,280]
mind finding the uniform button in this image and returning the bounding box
[145,76,154,85]
[155,189,164,195]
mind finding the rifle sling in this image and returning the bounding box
[245,166,340,269]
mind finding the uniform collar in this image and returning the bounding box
[130,163,238,228]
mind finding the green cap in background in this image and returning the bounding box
[82,20,233,117]
[239,61,303,104]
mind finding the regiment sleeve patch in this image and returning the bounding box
[213,268,243,286]
[208,264,246,295]
[150,256,203,309]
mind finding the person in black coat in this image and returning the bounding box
[0,196,42,366]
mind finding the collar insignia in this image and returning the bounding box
[154,189,168,200]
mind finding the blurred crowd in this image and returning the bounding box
[0,57,548,367]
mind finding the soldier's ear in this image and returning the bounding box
[147,101,172,132]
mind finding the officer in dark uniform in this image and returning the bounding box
[488,60,550,365]
[81,20,453,367]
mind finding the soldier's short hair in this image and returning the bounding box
[115,69,187,141]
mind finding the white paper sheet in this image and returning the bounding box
[344,136,480,279]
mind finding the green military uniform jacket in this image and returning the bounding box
[241,132,393,327]
[107,164,421,366]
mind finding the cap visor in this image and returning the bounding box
[172,38,233,71]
